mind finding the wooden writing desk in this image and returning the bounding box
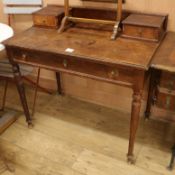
[4,24,160,163]
[145,32,175,170]
[145,32,175,120]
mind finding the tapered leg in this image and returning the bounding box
[56,72,62,95]
[127,89,142,164]
[12,64,33,127]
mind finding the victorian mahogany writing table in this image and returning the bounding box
[4,21,161,163]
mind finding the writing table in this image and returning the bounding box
[145,32,175,120]
[4,25,160,163]
[145,32,175,169]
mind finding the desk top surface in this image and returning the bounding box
[4,26,159,70]
[151,32,175,73]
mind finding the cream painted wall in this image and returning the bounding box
[1,0,175,30]
[0,0,7,23]
[0,0,175,113]
[46,0,175,31]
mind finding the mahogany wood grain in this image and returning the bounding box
[4,8,164,162]
[4,27,159,70]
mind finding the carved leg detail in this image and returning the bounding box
[56,72,62,95]
[127,90,142,164]
[12,64,33,127]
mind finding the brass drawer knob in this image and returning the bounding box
[63,59,68,68]
[109,70,119,78]
[22,53,27,60]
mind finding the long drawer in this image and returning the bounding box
[10,47,141,86]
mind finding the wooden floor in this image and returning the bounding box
[0,84,175,175]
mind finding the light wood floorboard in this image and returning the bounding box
[0,84,175,175]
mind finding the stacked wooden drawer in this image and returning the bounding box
[33,5,64,29]
[156,72,175,111]
[122,13,168,42]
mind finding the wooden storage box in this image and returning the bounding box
[122,14,167,42]
[156,86,175,111]
[33,6,64,29]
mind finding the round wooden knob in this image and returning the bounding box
[63,59,68,68]
[109,70,119,78]
[22,53,27,60]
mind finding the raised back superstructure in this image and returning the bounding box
[58,0,124,40]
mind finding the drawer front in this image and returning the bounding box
[160,72,175,90]
[123,25,159,41]
[12,49,137,85]
[33,15,58,28]
[156,88,175,111]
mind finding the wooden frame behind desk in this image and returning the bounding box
[4,26,161,163]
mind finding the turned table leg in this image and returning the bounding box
[127,89,142,164]
[12,64,33,127]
